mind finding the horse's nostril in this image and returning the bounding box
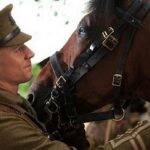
[27,93,35,105]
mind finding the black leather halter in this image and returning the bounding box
[45,0,149,126]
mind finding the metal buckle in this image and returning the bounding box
[102,27,118,51]
[112,74,122,87]
[45,100,58,114]
[56,76,66,89]
[113,108,125,121]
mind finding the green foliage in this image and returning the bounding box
[19,64,41,98]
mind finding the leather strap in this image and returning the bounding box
[47,0,149,124]
[113,1,150,114]
[50,52,64,78]
[79,1,149,123]
[63,0,143,86]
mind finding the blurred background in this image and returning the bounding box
[0,0,88,97]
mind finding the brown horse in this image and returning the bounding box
[28,0,150,148]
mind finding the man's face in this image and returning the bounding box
[0,44,34,85]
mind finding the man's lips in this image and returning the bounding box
[24,62,32,69]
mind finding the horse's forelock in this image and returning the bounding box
[87,0,114,14]
[87,0,122,25]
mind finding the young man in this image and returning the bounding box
[0,4,74,150]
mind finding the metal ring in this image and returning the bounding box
[51,89,59,99]
[45,100,58,114]
[113,108,125,121]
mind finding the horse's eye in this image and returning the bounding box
[78,26,88,37]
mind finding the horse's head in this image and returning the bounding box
[30,0,150,117]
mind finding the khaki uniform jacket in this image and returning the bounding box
[0,90,71,150]
[104,121,150,150]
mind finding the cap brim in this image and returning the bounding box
[4,32,32,47]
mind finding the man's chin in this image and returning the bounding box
[22,74,33,83]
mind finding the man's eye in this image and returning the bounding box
[14,47,22,53]
[17,46,26,52]
[18,47,23,51]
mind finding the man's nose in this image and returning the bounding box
[25,46,35,59]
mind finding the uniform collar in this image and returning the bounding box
[0,89,37,116]
[0,89,23,105]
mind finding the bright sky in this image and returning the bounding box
[0,0,88,63]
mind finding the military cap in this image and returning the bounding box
[0,4,31,47]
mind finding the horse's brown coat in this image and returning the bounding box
[31,0,150,115]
